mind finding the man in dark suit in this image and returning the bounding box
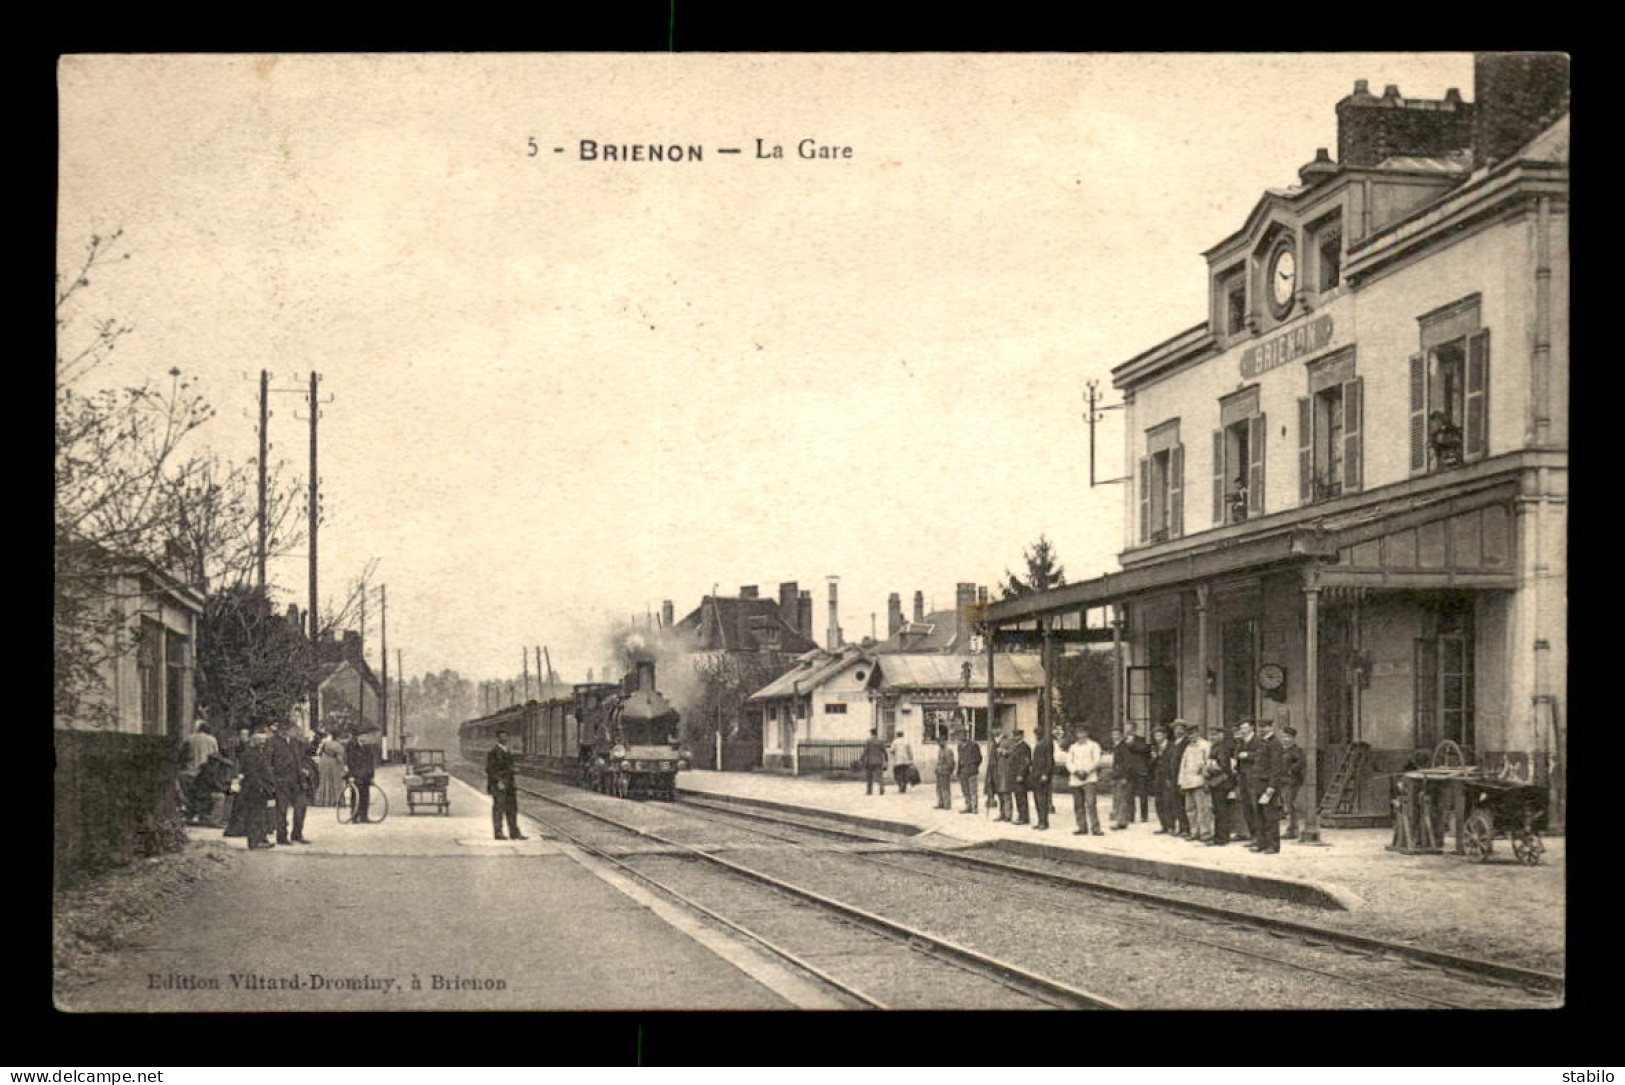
[1232,720,1258,843]
[1007,730,1032,825]
[1029,725,1055,831]
[344,729,377,824]
[1280,726,1306,839]
[1206,724,1237,847]
[240,726,277,850]
[858,728,889,796]
[956,729,983,814]
[1249,718,1286,854]
[269,722,311,845]
[486,728,527,840]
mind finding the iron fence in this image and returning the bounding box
[793,740,869,777]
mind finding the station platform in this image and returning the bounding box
[676,768,1566,922]
[281,763,562,856]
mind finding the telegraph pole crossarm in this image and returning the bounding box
[1084,379,1132,487]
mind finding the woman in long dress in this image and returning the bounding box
[316,731,347,806]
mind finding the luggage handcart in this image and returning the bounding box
[404,748,451,815]
[1390,742,1547,864]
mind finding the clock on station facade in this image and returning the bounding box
[1267,240,1297,320]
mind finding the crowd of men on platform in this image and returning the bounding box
[177,718,382,849]
[858,716,1306,855]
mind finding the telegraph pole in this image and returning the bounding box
[522,648,532,702]
[396,648,405,747]
[1084,379,1129,487]
[307,371,321,734]
[379,584,389,757]
[257,369,268,592]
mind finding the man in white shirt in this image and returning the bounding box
[180,723,219,823]
[889,734,915,794]
[1178,723,1215,843]
[1063,728,1104,836]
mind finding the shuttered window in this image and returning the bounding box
[1298,398,1313,504]
[1342,376,1363,492]
[1415,297,1488,473]
[1409,353,1427,474]
[1247,414,1267,517]
[1139,457,1151,542]
[1168,443,1184,538]
[1465,329,1490,459]
[1141,421,1183,544]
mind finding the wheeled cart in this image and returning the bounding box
[404,748,451,815]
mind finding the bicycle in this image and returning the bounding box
[336,778,389,824]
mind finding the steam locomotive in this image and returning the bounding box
[459,659,691,800]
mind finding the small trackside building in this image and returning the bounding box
[750,646,1045,777]
[982,55,1568,837]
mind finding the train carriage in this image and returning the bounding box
[459,662,689,799]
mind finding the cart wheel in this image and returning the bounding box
[1513,832,1544,866]
[1431,740,1466,769]
[1463,809,1495,862]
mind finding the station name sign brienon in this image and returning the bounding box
[1240,314,1336,379]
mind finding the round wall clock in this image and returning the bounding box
[1257,663,1287,694]
[1268,243,1297,318]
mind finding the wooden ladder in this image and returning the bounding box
[1318,742,1371,818]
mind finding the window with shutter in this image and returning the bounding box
[1416,296,1483,474]
[1212,429,1225,525]
[1138,458,1150,543]
[1247,414,1266,517]
[1465,329,1490,459]
[1342,376,1363,492]
[1169,444,1184,538]
[1298,397,1312,504]
[1409,353,1427,474]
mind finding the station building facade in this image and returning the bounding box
[984,56,1568,830]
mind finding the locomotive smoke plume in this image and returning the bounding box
[599,618,703,723]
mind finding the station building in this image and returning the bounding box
[984,55,1568,832]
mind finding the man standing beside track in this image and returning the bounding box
[956,727,983,814]
[934,727,956,810]
[487,728,528,840]
[1248,718,1285,855]
[1029,725,1055,831]
[859,728,889,796]
[345,728,377,824]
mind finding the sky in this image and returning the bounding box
[57,52,1476,683]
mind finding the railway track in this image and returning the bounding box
[481,775,1122,1009]
[667,795,1561,1009]
[673,792,1565,1003]
[461,762,1560,1008]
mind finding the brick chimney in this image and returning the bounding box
[1336,78,1474,168]
[913,591,925,624]
[739,585,759,599]
[661,599,674,629]
[826,576,841,650]
[1473,52,1569,169]
[799,590,813,637]
[779,581,799,628]
[887,593,904,637]
[955,583,977,646]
